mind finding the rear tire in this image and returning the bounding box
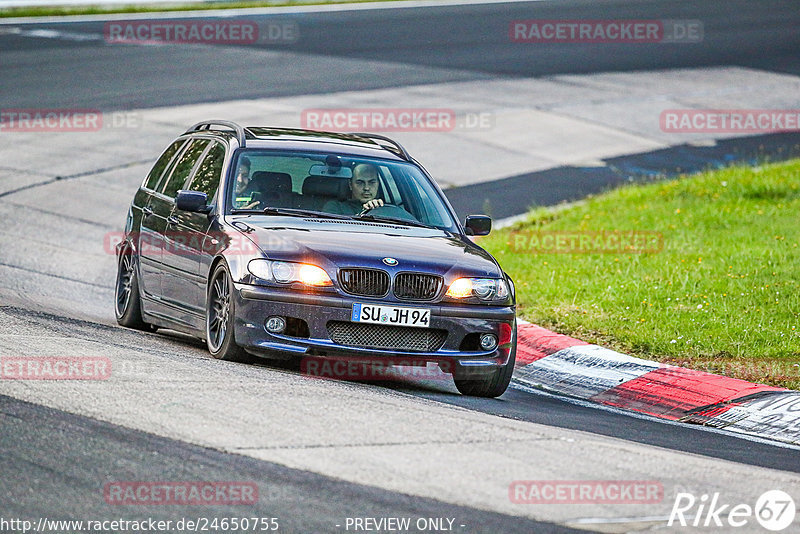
[206,263,249,362]
[115,247,155,332]
[453,327,516,398]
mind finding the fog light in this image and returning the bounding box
[265,316,286,334]
[479,333,498,351]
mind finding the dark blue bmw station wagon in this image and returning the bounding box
[115,121,516,397]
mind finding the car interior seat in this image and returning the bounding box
[250,171,297,208]
[298,175,350,211]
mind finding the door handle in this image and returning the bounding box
[167,216,179,225]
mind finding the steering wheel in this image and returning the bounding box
[357,205,380,217]
[358,203,418,222]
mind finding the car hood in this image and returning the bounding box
[231,216,502,278]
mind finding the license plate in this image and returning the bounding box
[351,303,430,328]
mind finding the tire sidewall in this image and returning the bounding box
[115,246,144,326]
[206,263,239,359]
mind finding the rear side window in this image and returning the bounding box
[161,139,210,198]
[188,142,225,200]
[144,139,185,190]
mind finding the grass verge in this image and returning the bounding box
[480,159,800,389]
[0,0,403,18]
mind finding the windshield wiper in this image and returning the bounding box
[354,214,432,229]
[231,207,351,219]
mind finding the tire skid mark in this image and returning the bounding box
[0,159,152,200]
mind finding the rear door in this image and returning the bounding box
[137,138,187,301]
[163,140,226,316]
[156,139,210,325]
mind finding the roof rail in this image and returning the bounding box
[350,132,411,161]
[186,120,250,148]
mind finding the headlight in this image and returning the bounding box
[445,278,509,302]
[297,264,333,286]
[247,259,272,281]
[248,260,332,287]
[272,261,295,283]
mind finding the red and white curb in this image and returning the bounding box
[513,321,800,445]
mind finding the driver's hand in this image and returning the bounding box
[242,200,261,209]
[362,199,384,210]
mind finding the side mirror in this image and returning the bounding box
[176,190,211,213]
[464,215,491,236]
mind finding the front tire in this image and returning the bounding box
[115,247,154,331]
[206,263,249,362]
[453,328,516,398]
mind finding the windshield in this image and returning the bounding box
[226,151,457,231]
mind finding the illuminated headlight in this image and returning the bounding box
[445,278,509,302]
[247,260,332,287]
[297,264,333,286]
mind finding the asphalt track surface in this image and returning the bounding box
[0,393,578,533]
[0,0,799,110]
[2,0,800,531]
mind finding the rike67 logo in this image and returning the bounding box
[669,490,796,531]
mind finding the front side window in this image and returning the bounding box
[226,151,457,231]
[160,139,210,199]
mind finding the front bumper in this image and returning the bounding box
[233,283,515,373]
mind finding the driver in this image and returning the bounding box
[323,163,386,215]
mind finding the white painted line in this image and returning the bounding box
[493,200,588,229]
[492,212,529,230]
[566,515,671,525]
[0,26,102,40]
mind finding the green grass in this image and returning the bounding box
[481,160,800,389]
[0,0,403,18]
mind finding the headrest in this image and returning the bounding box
[250,171,292,193]
[302,175,348,199]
